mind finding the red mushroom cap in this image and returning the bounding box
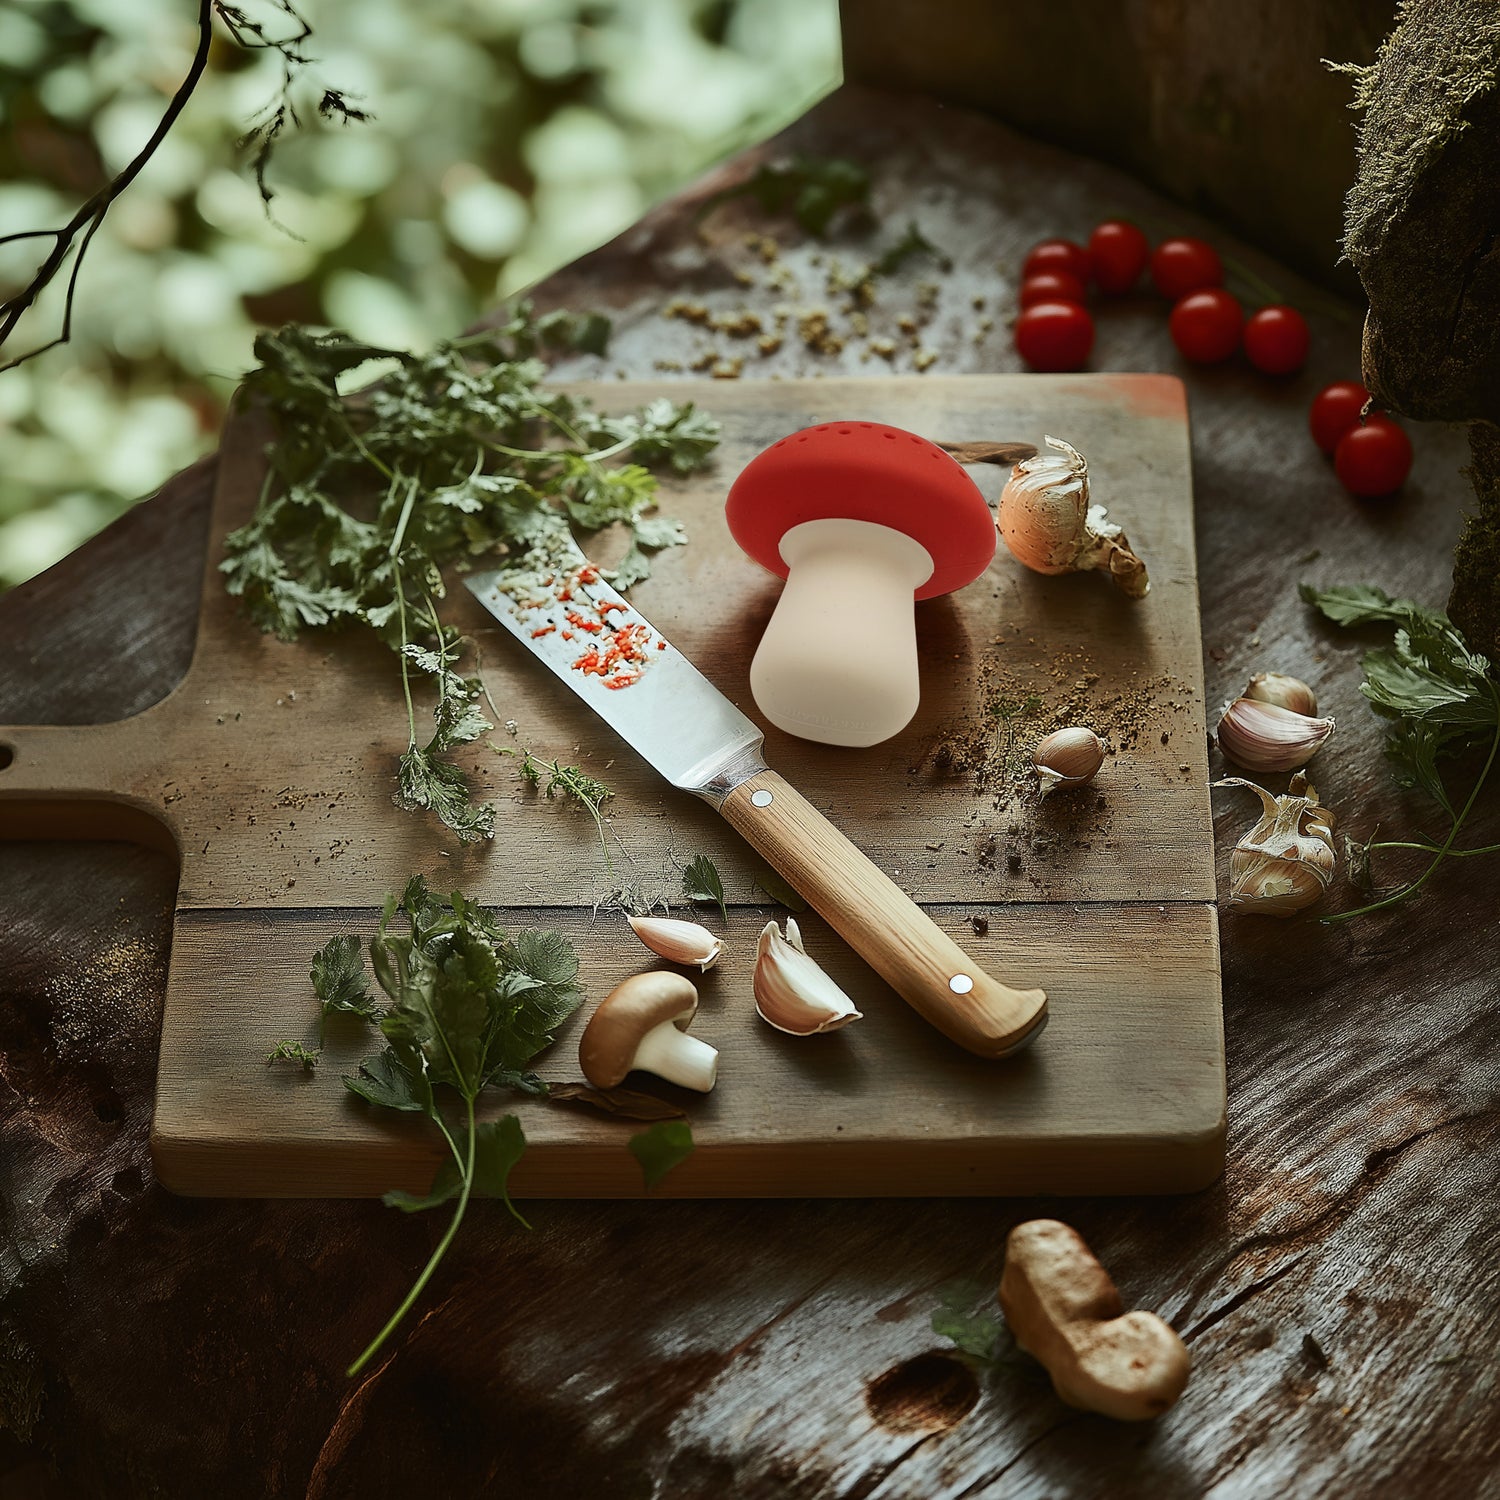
[725,421,996,602]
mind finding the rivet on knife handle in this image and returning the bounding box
[720,770,1048,1059]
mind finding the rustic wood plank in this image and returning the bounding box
[150,901,1221,1198]
[0,375,1214,911]
[2,86,1496,1499]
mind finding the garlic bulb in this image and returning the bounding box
[998,436,1149,598]
[626,914,722,971]
[754,919,862,1035]
[1216,773,1337,916]
[1033,726,1105,798]
[1216,697,1334,773]
[1244,672,1318,718]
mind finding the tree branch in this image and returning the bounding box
[0,0,216,372]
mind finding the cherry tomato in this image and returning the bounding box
[1088,220,1149,294]
[1151,237,1223,299]
[1335,418,1412,498]
[1243,305,1310,375]
[1169,288,1243,364]
[1023,239,1092,285]
[1309,380,1370,453]
[1020,270,1087,308]
[1014,301,1095,372]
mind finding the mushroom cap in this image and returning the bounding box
[725,421,996,602]
[578,971,700,1088]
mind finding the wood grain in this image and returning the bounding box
[1,370,1221,1197]
[150,902,1221,1197]
[3,84,1496,1500]
[719,769,1048,1057]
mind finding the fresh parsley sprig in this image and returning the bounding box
[334,876,585,1376]
[221,309,719,841]
[1303,584,1500,919]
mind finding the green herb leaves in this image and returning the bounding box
[1304,583,1500,918]
[681,854,727,921]
[222,311,719,840]
[701,155,870,236]
[930,1280,1007,1364]
[331,877,585,1375]
[628,1120,695,1189]
[266,1040,321,1071]
[311,933,378,1035]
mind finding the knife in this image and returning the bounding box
[466,548,1047,1059]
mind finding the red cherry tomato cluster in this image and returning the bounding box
[1013,228,1311,378]
[1309,380,1413,498]
[1011,229,1415,499]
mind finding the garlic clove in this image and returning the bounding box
[754,920,862,1035]
[1033,726,1105,798]
[998,437,1149,598]
[627,914,723,971]
[1244,671,1319,717]
[1214,775,1338,917]
[1216,698,1334,773]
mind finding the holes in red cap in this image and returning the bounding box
[883,431,896,439]
[837,427,851,435]
[797,435,808,442]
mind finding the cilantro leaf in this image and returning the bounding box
[224,308,719,839]
[310,933,377,1035]
[930,1280,1006,1363]
[343,1048,429,1113]
[701,155,870,236]
[382,1116,527,1223]
[333,880,585,1376]
[682,854,728,921]
[628,1120,695,1190]
[394,748,495,842]
[752,864,808,912]
[1303,583,1500,920]
[266,1039,321,1071]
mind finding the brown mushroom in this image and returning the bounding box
[578,971,718,1093]
[998,1219,1190,1421]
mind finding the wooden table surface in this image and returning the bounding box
[2,87,1496,1499]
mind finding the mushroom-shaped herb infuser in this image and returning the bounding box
[726,421,997,747]
[578,972,718,1093]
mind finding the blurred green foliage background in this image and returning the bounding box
[0,0,842,587]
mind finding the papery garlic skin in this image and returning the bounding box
[998,436,1150,599]
[754,918,862,1035]
[627,914,723,971]
[1216,698,1334,773]
[1216,772,1337,917]
[1034,726,1105,798]
[1245,672,1318,718]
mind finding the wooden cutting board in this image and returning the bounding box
[0,375,1223,1197]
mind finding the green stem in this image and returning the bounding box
[346,1096,478,1379]
[1367,839,1500,857]
[394,570,416,752]
[1327,684,1500,922]
[391,477,421,751]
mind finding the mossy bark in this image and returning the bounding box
[1339,1,1500,645]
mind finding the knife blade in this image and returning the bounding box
[466,547,1047,1058]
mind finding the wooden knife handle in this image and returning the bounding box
[719,769,1047,1058]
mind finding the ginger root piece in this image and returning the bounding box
[998,1219,1190,1421]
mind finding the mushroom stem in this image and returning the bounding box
[631,1022,719,1092]
[750,518,934,748]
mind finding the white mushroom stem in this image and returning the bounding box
[750,517,934,748]
[631,1021,719,1092]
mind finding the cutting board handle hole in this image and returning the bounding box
[0,743,13,771]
